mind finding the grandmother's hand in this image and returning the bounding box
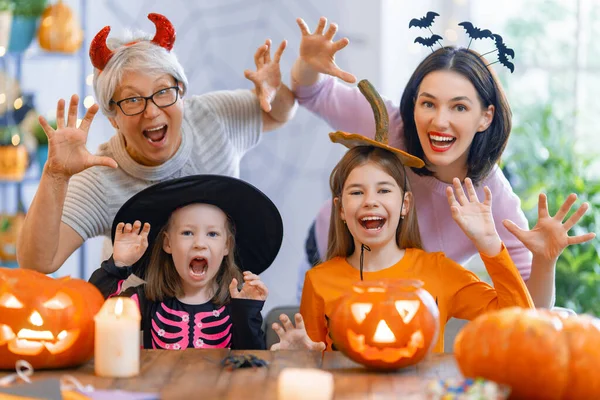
[38,94,118,179]
[244,39,287,113]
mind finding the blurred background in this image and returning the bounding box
[0,0,598,316]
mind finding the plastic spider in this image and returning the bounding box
[220,354,268,370]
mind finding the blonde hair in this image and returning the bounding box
[144,209,242,306]
[326,146,423,260]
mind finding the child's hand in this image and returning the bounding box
[270,313,326,351]
[503,193,596,262]
[229,272,268,301]
[244,39,287,113]
[113,221,150,267]
[295,17,356,83]
[447,177,502,256]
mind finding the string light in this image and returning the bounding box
[83,96,95,109]
[13,97,23,110]
[86,74,94,86]
[0,93,5,104]
[0,46,5,57]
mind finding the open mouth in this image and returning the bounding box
[0,324,80,355]
[347,329,424,363]
[428,133,456,152]
[189,257,208,278]
[359,216,386,231]
[143,124,168,145]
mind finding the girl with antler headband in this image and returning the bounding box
[17,13,297,275]
[291,16,595,309]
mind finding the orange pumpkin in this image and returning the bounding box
[0,268,105,369]
[0,145,28,181]
[455,307,600,400]
[0,213,25,262]
[329,279,439,370]
[38,0,83,53]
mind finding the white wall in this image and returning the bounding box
[9,0,461,314]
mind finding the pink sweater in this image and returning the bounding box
[297,75,532,280]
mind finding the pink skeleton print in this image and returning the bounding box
[150,303,232,350]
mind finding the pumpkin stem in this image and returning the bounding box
[358,80,389,145]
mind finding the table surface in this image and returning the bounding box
[0,350,462,400]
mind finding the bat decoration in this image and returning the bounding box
[409,11,440,29]
[458,21,493,49]
[414,34,443,52]
[483,34,516,73]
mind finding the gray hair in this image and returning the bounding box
[92,30,188,117]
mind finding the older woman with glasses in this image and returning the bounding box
[17,13,297,274]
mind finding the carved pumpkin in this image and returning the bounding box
[0,268,105,369]
[38,0,83,53]
[0,145,28,181]
[0,213,25,262]
[455,307,600,400]
[329,280,439,370]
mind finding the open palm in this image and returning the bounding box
[113,221,151,267]
[503,193,596,262]
[39,94,117,178]
[244,39,286,113]
[447,177,498,240]
[296,17,356,83]
[270,313,325,351]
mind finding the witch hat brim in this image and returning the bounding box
[112,175,283,276]
[329,80,425,169]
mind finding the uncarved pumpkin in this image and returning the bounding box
[455,307,600,400]
[0,268,105,369]
[38,0,83,53]
[329,279,439,370]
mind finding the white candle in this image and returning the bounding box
[278,368,334,400]
[94,297,141,377]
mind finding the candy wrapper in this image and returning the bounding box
[426,378,510,400]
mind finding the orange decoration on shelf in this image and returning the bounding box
[0,268,105,369]
[455,307,600,400]
[329,280,439,370]
[38,0,84,54]
[0,213,25,263]
[0,145,28,181]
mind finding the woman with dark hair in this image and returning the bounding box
[291,17,595,309]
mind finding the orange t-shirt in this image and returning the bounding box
[300,245,534,353]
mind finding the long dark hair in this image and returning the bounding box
[400,46,511,184]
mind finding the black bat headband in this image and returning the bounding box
[409,11,516,73]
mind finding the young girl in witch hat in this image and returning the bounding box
[271,81,590,353]
[90,174,283,350]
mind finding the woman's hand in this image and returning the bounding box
[39,94,118,179]
[245,39,287,113]
[229,271,268,301]
[112,221,150,267]
[270,313,326,351]
[503,193,596,262]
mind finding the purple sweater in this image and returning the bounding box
[297,75,532,280]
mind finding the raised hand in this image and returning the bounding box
[229,271,268,301]
[447,177,502,256]
[244,39,287,113]
[296,17,356,83]
[270,313,326,351]
[39,94,118,178]
[503,193,596,262]
[113,221,151,267]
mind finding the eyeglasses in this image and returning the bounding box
[111,82,180,116]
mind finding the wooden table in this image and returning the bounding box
[1,350,462,399]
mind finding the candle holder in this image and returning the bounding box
[94,297,141,378]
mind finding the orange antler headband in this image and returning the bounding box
[89,13,176,71]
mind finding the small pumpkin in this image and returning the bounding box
[329,279,439,370]
[0,213,25,262]
[0,145,28,181]
[37,0,83,53]
[455,307,600,400]
[0,268,105,369]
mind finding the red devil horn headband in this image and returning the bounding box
[89,13,177,71]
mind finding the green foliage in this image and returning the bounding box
[10,0,46,17]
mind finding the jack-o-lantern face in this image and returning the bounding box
[0,268,104,369]
[330,279,439,370]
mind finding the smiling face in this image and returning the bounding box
[339,161,410,252]
[413,70,494,181]
[108,71,183,166]
[162,204,231,297]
